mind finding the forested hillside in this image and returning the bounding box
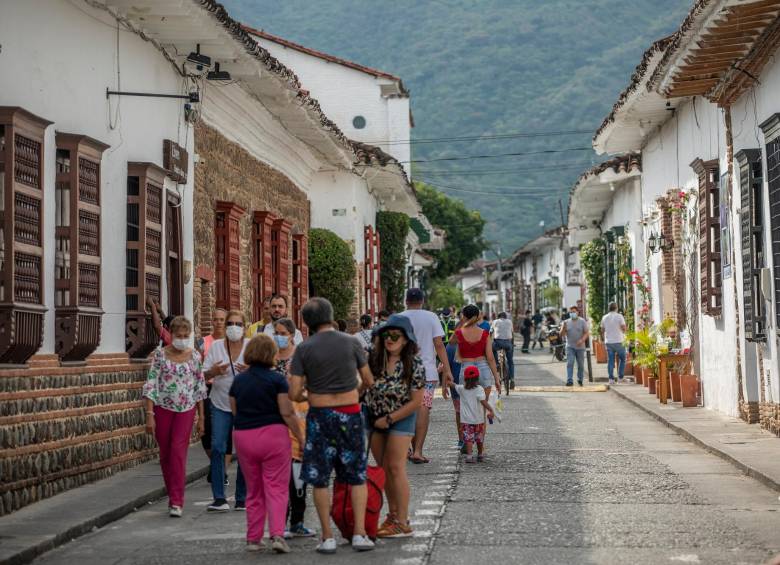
[221,0,690,251]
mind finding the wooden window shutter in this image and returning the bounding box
[736,149,765,342]
[691,158,721,316]
[0,107,51,365]
[214,201,244,311]
[273,218,292,301]
[292,233,308,331]
[126,162,168,359]
[54,133,109,362]
[364,226,375,317]
[166,192,184,316]
[374,228,382,310]
[760,114,780,332]
[253,212,276,317]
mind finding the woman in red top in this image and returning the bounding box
[454,304,501,408]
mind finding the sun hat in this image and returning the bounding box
[464,365,480,380]
[372,313,417,344]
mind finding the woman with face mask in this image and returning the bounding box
[142,316,207,518]
[203,310,250,512]
[273,318,316,539]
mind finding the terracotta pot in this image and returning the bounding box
[634,365,643,385]
[670,371,682,402]
[648,376,657,395]
[680,373,700,407]
[641,367,650,387]
[625,362,634,375]
[594,340,607,364]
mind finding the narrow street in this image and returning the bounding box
[34,351,780,565]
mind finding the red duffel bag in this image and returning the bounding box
[331,463,385,540]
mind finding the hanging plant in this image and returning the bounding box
[376,211,410,312]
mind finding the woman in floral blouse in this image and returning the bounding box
[364,314,425,538]
[143,316,207,517]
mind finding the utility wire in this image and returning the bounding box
[401,146,593,164]
[414,161,595,176]
[364,128,594,145]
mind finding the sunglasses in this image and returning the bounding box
[225,321,244,327]
[383,332,404,342]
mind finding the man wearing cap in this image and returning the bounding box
[401,288,453,464]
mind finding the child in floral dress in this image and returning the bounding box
[454,365,494,463]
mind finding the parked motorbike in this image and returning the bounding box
[546,324,566,362]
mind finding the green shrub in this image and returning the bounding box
[308,228,356,319]
[376,211,410,312]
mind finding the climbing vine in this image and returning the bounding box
[376,211,410,312]
[580,238,606,333]
[308,228,356,320]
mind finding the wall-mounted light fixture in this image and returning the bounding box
[207,62,231,81]
[648,231,673,254]
[186,44,212,69]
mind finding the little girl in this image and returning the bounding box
[455,365,494,463]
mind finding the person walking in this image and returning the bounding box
[203,310,249,511]
[289,297,376,554]
[520,310,532,353]
[402,288,452,464]
[201,308,228,466]
[455,365,495,463]
[364,315,425,538]
[272,318,316,539]
[531,309,544,350]
[142,316,207,517]
[560,305,590,386]
[229,334,304,553]
[601,302,628,384]
[491,312,515,388]
[355,314,374,350]
[453,304,501,443]
[445,311,465,452]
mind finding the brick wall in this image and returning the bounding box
[0,362,153,515]
[193,123,310,331]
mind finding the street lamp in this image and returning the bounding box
[648,231,673,254]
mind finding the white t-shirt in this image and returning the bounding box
[263,322,304,345]
[401,309,445,382]
[491,318,514,340]
[455,384,486,424]
[203,338,248,412]
[601,312,626,344]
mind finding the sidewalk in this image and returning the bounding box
[596,362,780,493]
[0,446,209,565]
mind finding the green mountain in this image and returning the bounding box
[220,0,690,252]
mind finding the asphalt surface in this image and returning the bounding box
[34,351,780,565]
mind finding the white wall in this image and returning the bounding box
[0,0,195,354]
[255,37,412,175]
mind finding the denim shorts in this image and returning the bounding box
[301,407,366,488]
[373,412,416,436]
[460,359,494,390]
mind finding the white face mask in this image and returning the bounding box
[225,325,244,342]
[172,337,190,351]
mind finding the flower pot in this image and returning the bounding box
[680,373,700,407]
[641,367,650,387]
[625,362,634,375]
[648,376,657,395]
[670,371,682,402]
[594,340,607,364]
[634,365,643,385]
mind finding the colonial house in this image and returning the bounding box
[450,259,500,313]
[590,0,780,433]
[509,227,581,317]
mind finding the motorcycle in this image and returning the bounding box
[546,324,566,362]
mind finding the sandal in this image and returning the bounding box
[409,456,430,464]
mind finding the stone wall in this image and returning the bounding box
[193,123,310,330]
[0,362,154,515]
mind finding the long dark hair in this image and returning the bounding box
[369,333,418,385]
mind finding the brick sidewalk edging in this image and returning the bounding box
[610,386,780,494]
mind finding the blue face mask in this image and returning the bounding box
[569,312,578,320]
[274,335,290,349]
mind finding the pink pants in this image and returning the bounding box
[153,405,195,507]
[233,424,291,541]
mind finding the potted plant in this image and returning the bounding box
[628,326,660,392]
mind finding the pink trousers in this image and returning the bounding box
[233,424,291,541]
[153,406,195,507]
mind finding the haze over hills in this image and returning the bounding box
[221,0,691,252]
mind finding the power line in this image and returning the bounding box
[414,161,595,176]
[364,129,594,146]
[426,182,570,197]
[401,146,594,164]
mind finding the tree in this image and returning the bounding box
[308,228,356,319]
[428,280,465,310]
[415,181,487,279]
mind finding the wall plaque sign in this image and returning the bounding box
[163,139,188,184]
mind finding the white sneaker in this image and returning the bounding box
[351,534,375,552]
[246,541,263,552]
[271,536,291,554]
[316,537,338,554]
[168,506,182,517]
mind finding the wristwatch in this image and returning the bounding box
[386,414,394,426]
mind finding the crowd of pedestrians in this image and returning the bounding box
[143,290,601,554]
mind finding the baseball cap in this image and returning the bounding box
[464,365,480,380]
[405,288,424,303]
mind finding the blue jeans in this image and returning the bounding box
[606,343,626,380]
[566,347,585,384]
[210,407,246,502]
[492,339,515,379]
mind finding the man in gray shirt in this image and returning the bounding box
[560,305,589,386]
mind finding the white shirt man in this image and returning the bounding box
[491,317,514,340]
[600,304,627,383]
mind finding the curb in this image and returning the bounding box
[3,464,210,565]
[610,386,780,494]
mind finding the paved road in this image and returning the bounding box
[36,352,780,564]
